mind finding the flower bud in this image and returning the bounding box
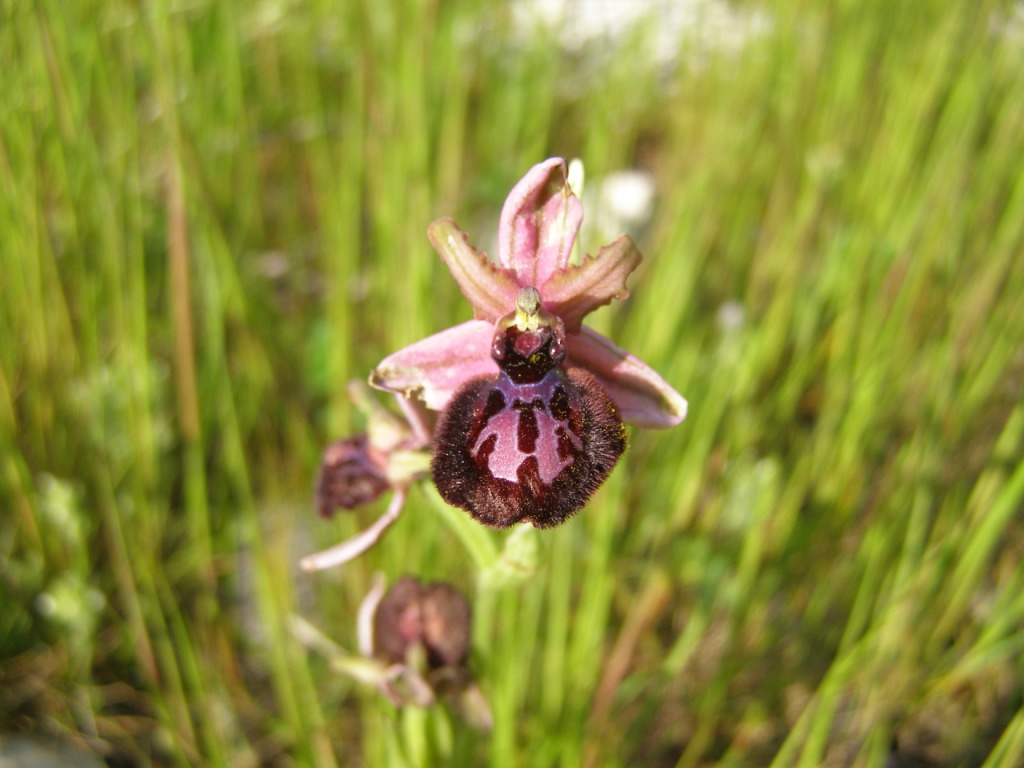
[315,436,389,517]
[373,577,471,671]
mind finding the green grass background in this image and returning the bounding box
[3,0,1024,765]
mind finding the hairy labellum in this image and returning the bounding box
[432,290,626,528]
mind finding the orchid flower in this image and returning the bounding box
[371,158,686,528]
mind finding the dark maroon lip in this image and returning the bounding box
[432,355,625,529]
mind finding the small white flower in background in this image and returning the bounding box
[584,169,657,248]
[716,300,746,333]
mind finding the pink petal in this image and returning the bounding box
[358,573,388,657]
[498,158,583,290]
[427,218,520,322]
[543,235,643,333]
[370,320,497,411]
[299,490,407,572]
[566,327,688,429]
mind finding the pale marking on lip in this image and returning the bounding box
[470,371,583,486]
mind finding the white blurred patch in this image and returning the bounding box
[512,0,773,68]
[0,735,105,768]
[991,2,1024,45]
[716,300,746,332]
[583,169,657,246]
[596,170,657,227]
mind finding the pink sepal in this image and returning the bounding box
[566,327,687,429]
[370,320,497,411]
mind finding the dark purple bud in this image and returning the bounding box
[373,577,471,671]
[316,436,390,517]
